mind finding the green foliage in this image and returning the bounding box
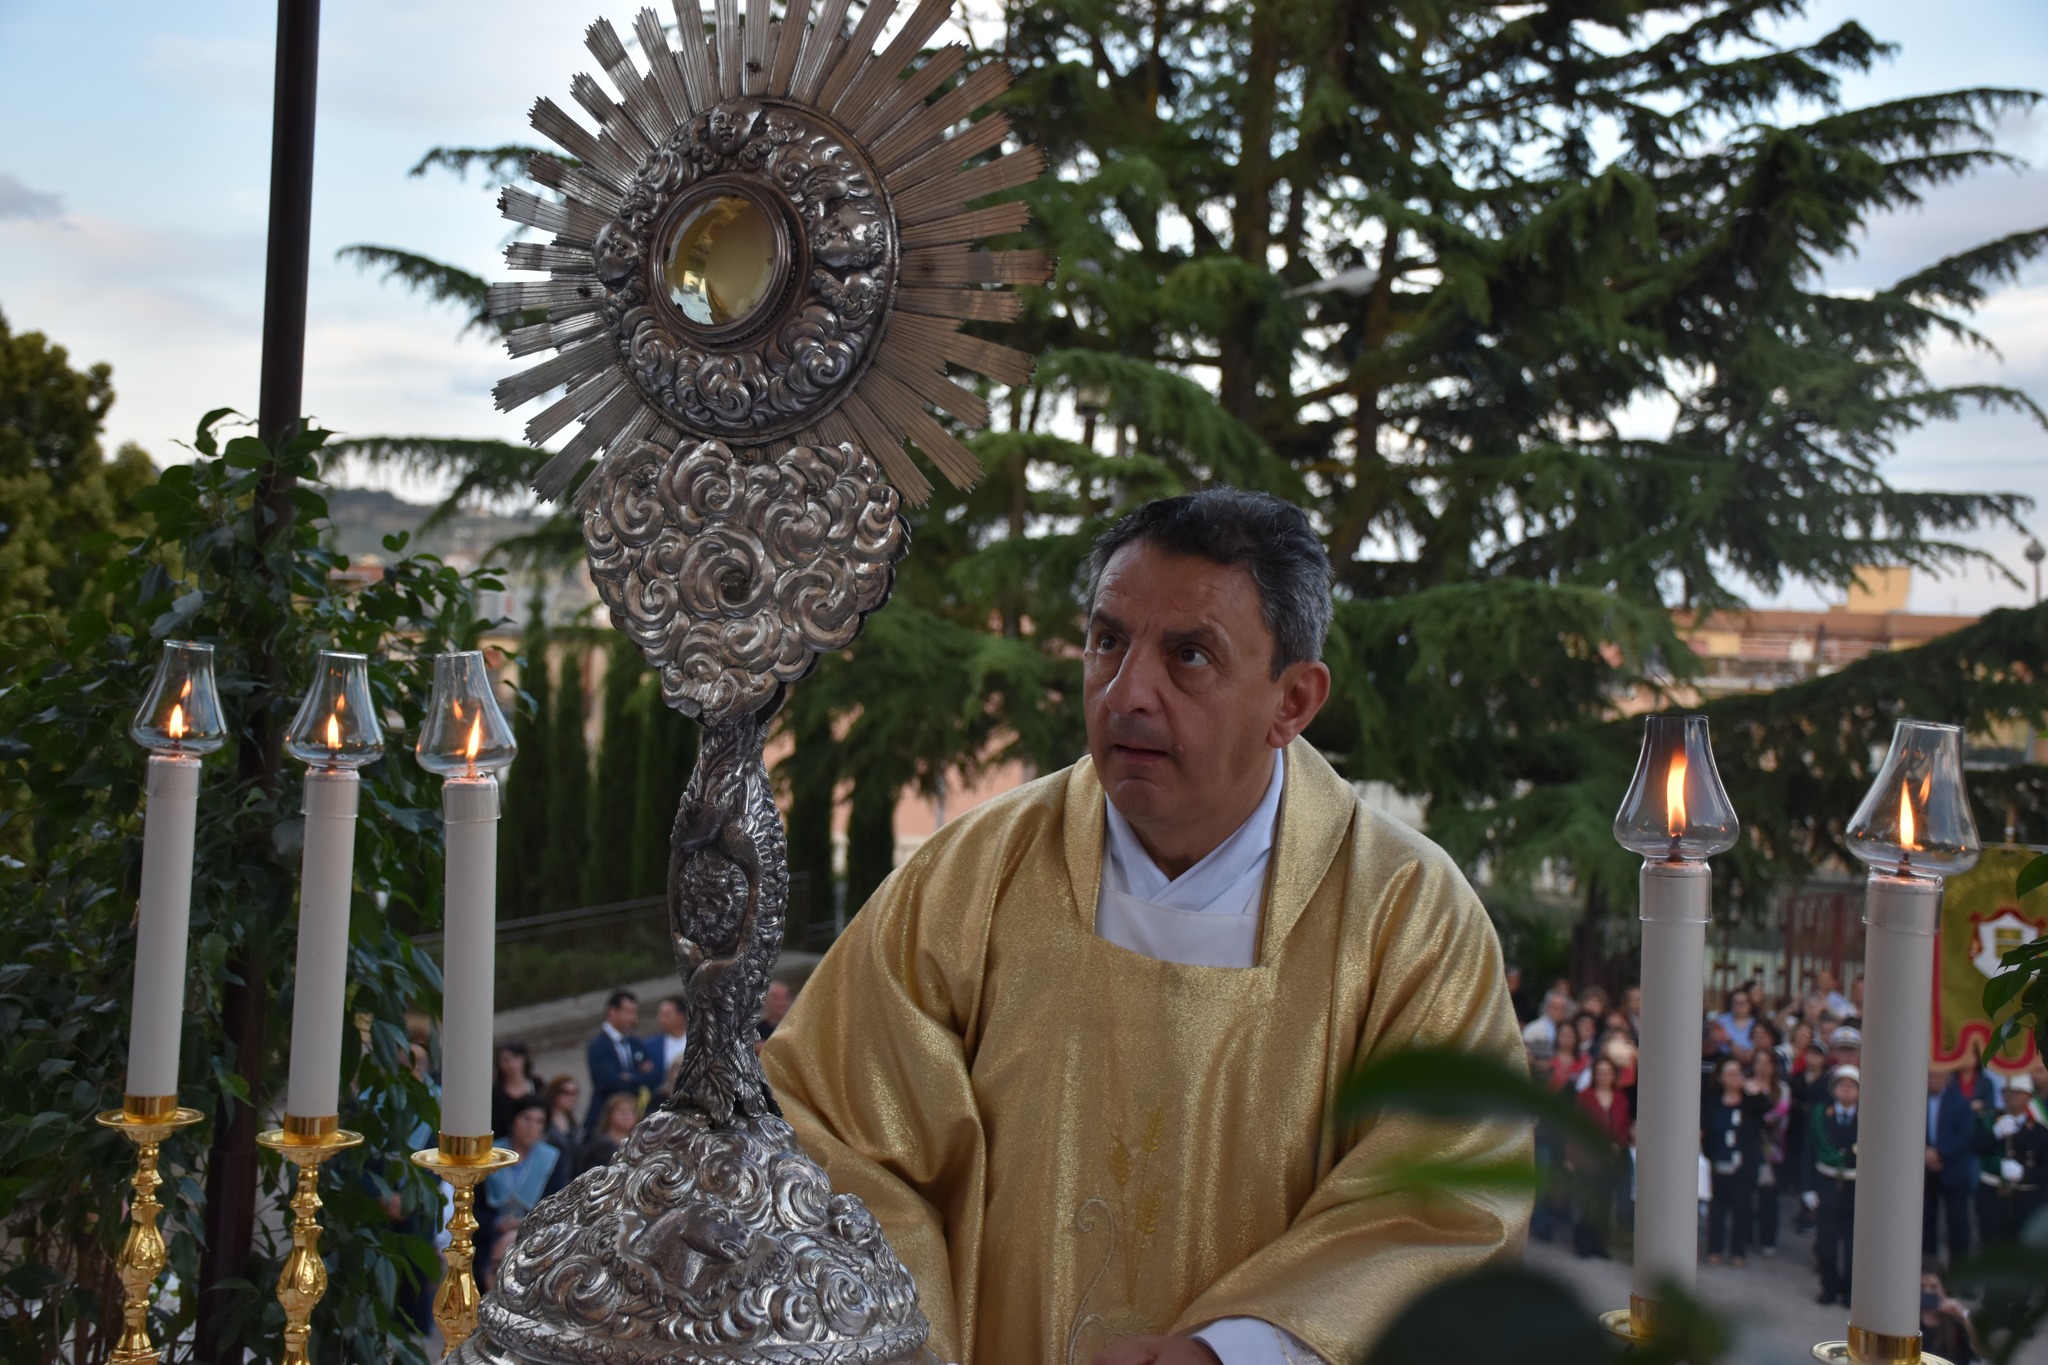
[323,435,545,531]
[1343,1048,1724,1365]
[498,598,552,918]
[1429,603,2048,925]
[1949,1226,2048,1365]
[540,644,592,913]
[627,676,697,902]
[585,638,644,906]
[842,773,898,915]
[0,311,158,648]
[334,246,496,337]
[0,409,504,1362]
[341,0,2045,948]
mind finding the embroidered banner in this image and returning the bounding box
[1933,843,2046,1073]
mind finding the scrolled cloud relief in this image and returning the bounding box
[585,437,907,721]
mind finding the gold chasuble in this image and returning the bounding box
[761,738,1531,1364]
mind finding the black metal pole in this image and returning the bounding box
[197,2,320,1359]
[256,0,321,450]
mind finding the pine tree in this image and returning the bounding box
[539,643,591,913]
[843,772,899,916]
[781,701,838,948]
[627,677,699,900]
[498,598,552,918]
[335,0,2047,955]
[584,638,643,906]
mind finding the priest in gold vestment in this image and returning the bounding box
[763,490,1531,1365]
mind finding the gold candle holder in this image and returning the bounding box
[1812,1331,1954,1365]
[96,1097,205,1365]
[256,1117,364,1365]
[410,1134,518,1357]
[1599,1295,1657,1345]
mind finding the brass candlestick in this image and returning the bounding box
[96,1097,205,1365]
[1599,1297,1655,1345]
[411,1134,518,1356]
[1812,1333,1954,1365]
[256,1117,363,1365]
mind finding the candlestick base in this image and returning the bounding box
[1599,1309,1647,1344]
[1811,1339,1954,1365]
[256,1126,364,1365]
[1600,1295,1673,1346]
[96,1104,205,1365]
[411,1142,519,1358]
[1599,1313,1650,1345]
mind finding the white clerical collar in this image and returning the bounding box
[1103,747,1285,913]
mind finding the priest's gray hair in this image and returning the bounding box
[1084,488,1334,677]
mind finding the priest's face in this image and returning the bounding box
[1084,541,1329,875]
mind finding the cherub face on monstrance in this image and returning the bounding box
[451,2,1045,1362]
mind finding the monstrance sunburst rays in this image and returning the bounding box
[487,0,1051,506]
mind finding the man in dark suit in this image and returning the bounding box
[1925,1068,1981,1265]
[584,989,657,1132]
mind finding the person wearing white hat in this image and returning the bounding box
[1975,1071,2046,1241]
[1803,1065,1860,1305]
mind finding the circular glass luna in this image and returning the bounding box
[664,194,783,328]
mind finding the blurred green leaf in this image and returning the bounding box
[1337,1046,1612,1164]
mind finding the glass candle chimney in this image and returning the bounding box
[415,651,518,779]
[1613,714,1740,862]
[130,641,227,755]
[1844,719,1980,879]
[284,652,384,769]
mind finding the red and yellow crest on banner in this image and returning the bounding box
[1934,843,2047,1072]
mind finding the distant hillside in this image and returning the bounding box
[323,487,537,567]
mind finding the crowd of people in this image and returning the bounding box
[1516,964,2047,1352]
[402,955,2046,1343]
[471,979,798,1287]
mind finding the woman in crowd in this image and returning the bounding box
[1751,1020,1782,1076]
[1564,1014,1600,1087]
[1750,1048,1792,1256]
[1578,987,1611,1024]
[490,1041,540,1138]
[1713,990,1758,1063]
[1787,1021,1815,1073]
[1920,1271,1982,1363]
[481,1096,568,1285]
[1571,1055,1633,1258]
[540,1074,582,1160]
[1704,1057,1765,1265]
[576,1091,642,1176]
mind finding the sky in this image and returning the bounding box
[0,0,2044,614]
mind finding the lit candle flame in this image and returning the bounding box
[325,713,342,750]
[1899,778,1917,851]
[465,715,483,767]
[167,702,187,739]
[1666,750,1688,839]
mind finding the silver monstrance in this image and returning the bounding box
[450,1,1044,1360]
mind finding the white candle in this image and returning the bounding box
[285,769,362,1120]
[437,776,500,1139]
[1848,874,1942,1341]
[126,755,202,1099]
[1632,859,1709,1309]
